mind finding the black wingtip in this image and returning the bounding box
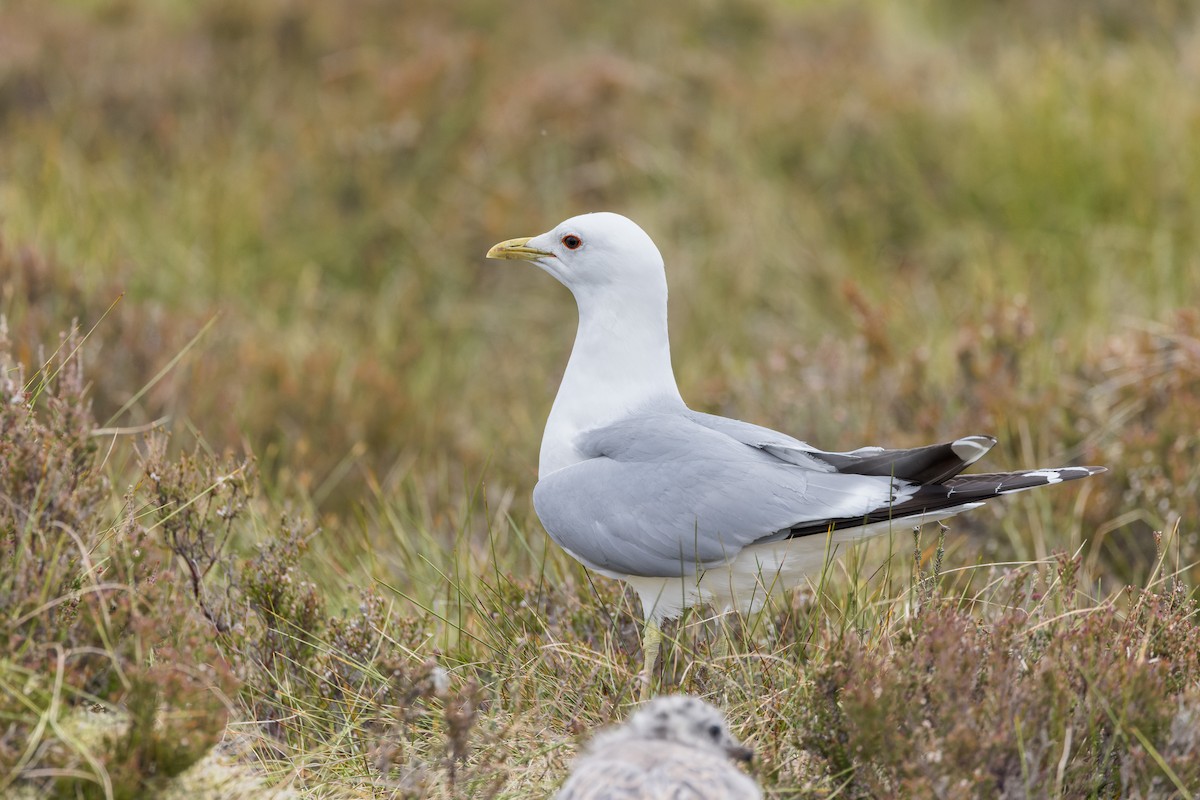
[964,465,1106,495]
[786,463,1107,539]
[1048,465,1107,478]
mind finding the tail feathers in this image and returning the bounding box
[786,464,1106,540]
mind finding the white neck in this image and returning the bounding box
[539,285,684,477]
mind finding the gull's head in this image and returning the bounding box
[486,212,665,297]
[619,695,754,763]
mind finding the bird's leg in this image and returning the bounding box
[639,619,663,703]
[710,611,733,663]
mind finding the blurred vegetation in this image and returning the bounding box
[1,0,1199,796]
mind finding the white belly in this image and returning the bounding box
[624,503,983,623]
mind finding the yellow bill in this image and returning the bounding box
[486,237,554,261]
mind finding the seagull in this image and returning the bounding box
[487,212,1104,700]
[555,695,761,800]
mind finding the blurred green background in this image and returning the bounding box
[2,0,1198,585]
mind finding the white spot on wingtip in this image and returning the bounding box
[951,436,994,465]
[1021,469,1064,484]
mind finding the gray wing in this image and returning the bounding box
[533,413,900,578]
[555,740,762,800]
[683,409,834,470]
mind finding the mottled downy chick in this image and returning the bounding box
[555,695,762,800]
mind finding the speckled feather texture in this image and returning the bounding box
[555,696,761,800]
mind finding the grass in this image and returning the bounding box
[1,0,1199,796]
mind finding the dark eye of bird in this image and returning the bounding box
[708,724,722,739]
[562,234,582,250]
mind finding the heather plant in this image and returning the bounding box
[0,328,236,798]
[797,555,1200,799]
[0,328,506,797]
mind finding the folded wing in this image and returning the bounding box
[534,413,898,578]
[534,411,1104,579]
